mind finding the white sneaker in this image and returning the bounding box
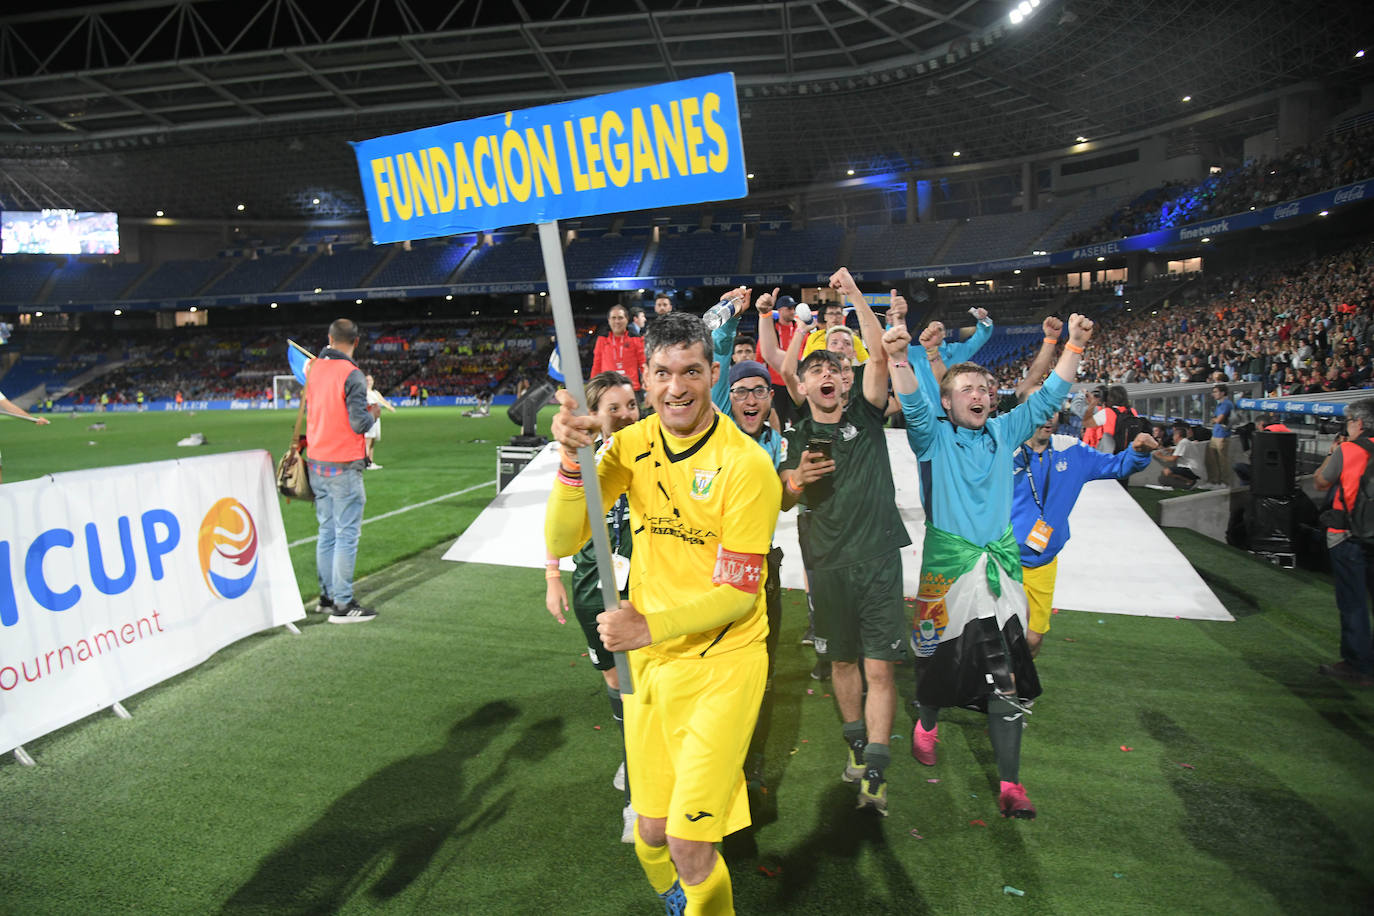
[613,761,626,792]
[366,463,383,470]
[621,804,638,844]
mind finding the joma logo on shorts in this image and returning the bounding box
[685,811,713,822]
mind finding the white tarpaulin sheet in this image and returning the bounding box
[446,433,1230,623]
[0,450,304,753]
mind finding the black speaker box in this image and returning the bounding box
[1249,494,1298,553]
[1250,431,1297,497]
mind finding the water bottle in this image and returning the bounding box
[703,295,743,331]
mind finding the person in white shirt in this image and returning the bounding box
[363,375,397,469]
[1152,421,1208,488]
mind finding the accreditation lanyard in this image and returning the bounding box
[607,333,627,369]
[1023,446,1052,519]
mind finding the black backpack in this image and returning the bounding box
[1110,406,1147,454]
[1330,439,1374,543]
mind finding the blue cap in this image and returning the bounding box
[728,360,771,388]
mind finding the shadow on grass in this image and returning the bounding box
[756,783,929,911]
[220,701,565,914]
[1140,708,1374,912]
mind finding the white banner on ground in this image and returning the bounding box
[0,450,304,754]
[444,433,1232,623]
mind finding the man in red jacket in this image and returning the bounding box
[306,318,379,623]
[591,304,647,392]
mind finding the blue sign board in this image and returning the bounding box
[351,73,748,243]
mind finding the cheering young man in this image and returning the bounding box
[780,267,907,815]
[886,313,1092,820]
[546,312,781,915]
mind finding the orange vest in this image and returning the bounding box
[306,356,366,463]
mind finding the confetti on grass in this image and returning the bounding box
[909,829,925,839]
[926,778,941,783]
[1113,872,1125,879]
[969,819,987,827]
[1120,745,1134,752]
[1003,885,1025,896]
[757,865,782,878]
[1178,762,1196,769]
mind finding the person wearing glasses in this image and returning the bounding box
[724,360,787,790]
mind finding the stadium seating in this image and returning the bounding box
[46,261,148,304]
[369,239,476,288]
[751,225,846,273]
[208,253,308,295]
[849,222,957,270]
[939,206,1065,264]
[0,260,58,303]
[1039,195,1131,251]
[646,231,741,277]
[458,236,545,284]
[129,258,230,300]
[562,233,650,280]
[284,245,389,292]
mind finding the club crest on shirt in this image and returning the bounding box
[840,423,858,441]
[691,467,720,500]
[1056,459,1068,472]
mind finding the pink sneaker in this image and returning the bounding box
[912,721,938,766]
[999,781,1037,819]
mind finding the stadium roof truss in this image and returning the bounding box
[0,0,1368,209]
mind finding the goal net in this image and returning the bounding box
[272,375,303,407]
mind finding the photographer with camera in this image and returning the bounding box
[779,268,907,816]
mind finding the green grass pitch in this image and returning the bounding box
[1,407,1372,913]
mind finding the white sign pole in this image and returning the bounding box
[537,220,634,694]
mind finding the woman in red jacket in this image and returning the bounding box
[590,304,646,391]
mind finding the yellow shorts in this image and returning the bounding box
[1021,558,1058,635]
[623,643,767,843]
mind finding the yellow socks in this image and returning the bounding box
[683,852,733,915]
[633,819,678,895]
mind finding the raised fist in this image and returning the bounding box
[918,321,945,350]
[828,267,861,298]
[1132,432,1160,453]
[882,324,911,359]
[1067,314,1094,347]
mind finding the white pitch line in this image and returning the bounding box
[287,479,497,548]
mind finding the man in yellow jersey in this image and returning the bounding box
[802,301,871,362]
[547,311,782,916]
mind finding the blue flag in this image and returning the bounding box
[287,340,315,385]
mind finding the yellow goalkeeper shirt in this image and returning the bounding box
[546,411,782,661]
